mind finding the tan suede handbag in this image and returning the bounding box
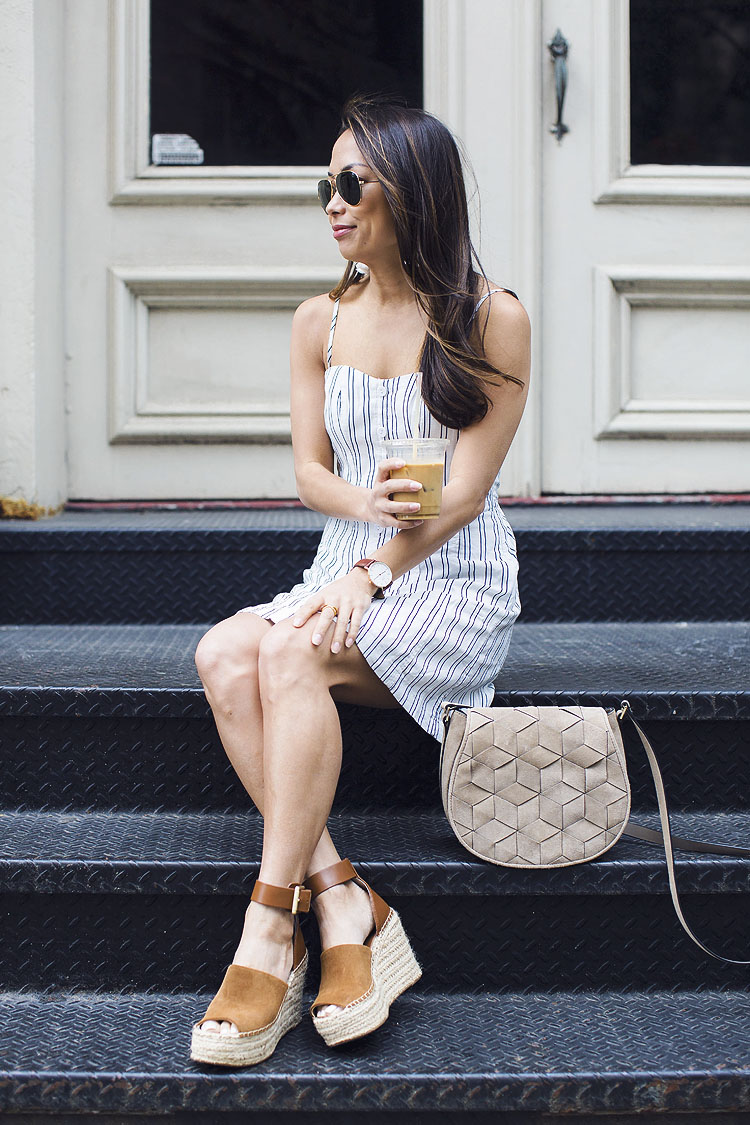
[440,700,750,964]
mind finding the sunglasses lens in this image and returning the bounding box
[317,179,332,209]
[337,170,361,205]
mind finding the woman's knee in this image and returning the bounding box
[257,621,320,698]
[194,614,265,691]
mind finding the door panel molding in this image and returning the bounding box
[423,0,466,136]
[592,0,750,206]
[108,266,340,442]
[594,266,750,439]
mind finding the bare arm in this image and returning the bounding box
[290,295,426,527]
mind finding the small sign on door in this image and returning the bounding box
[151,133,205,165]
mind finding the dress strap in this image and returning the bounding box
[472,286,519,318]
[327,299,340,367]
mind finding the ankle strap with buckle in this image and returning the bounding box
[251,880,311,914]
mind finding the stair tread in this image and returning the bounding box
[3,502,749,532]
[1,621,748,696]
[0,989,747,1115]
[1,808,748,895]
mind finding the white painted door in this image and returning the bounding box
[63,0,544,501]
[64,0,424,499]
[64,0,519,501]
[540,0,750,494]
[64,1,333,499]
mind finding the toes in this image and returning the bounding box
[316,1003,342,1019]
[198,1018,239,1036]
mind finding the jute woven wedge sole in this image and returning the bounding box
[190,878,311,1068]
[190,951,308,1066]
[311,906,422,1047]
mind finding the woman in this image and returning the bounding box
[190,95,530,1067]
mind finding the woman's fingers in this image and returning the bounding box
[344,605,365,648]
[292,601,319,627]
[376,457,406,481]
[311,604,338,646]
[330,611,350,654]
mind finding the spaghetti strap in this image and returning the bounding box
[327,299,340,367]
[473,286,519,318]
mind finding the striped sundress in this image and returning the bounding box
[240,289,522,741]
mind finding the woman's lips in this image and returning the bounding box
[332,225,355,240]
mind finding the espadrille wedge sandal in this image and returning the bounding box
[190,879,311,1067]
[306,858,422,1047]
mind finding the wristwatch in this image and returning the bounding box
[352,558,393,599]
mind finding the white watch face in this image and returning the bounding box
[368,561,392,588]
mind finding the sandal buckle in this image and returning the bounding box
[291,884,302,914]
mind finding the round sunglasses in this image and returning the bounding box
[317,170,378,210]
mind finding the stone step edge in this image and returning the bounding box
[1,809,748,896]
[0,990,748,1116]
[1,685,747,720]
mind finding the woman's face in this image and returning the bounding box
[325,130,400,268]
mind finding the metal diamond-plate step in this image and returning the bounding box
[1,623,748,813]
[0,989,748,1116]
[2,886,750,993]
[2,506,749,624]
[1,809,749,897]
[1,709,747,814]
[1,621,748,706]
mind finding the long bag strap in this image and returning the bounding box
[619,706,750,965]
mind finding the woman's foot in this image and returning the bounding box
[312,878,374,1017]
[200,900,295,1036]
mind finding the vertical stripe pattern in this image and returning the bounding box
[240,292,521,740]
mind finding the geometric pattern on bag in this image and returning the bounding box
[441,705,631,869]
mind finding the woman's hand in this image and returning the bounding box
[364,459,425,528]
[292,569,380,653]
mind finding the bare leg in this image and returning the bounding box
[195,612,342,874]
[195,610,400,1032]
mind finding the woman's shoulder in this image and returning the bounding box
[474,280,530,334]
[294,292,336,329]
[290,294,337,370]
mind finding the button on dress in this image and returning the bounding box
[239,290,522,741]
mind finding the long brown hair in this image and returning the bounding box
[330,95,523,430]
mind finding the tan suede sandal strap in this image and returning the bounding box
[312,944,373,1011]
[199,964,289,1032]
[305,858,358,899]
[251,879,311,914]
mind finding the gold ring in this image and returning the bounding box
[322,603,339,616]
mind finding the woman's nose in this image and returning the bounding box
[326,191,344,216]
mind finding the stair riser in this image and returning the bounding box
[2,892,749,993]
[3,531,748,624]
[2,713,749,813]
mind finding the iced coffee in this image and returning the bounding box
[384,438,450,521]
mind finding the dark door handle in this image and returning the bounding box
[548,28,570,143]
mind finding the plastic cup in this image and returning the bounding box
[384,438,450,520]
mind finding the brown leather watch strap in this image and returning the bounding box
[305,858,357,899]
[251,880,311,914]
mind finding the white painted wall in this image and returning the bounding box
[0,0,66,510]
